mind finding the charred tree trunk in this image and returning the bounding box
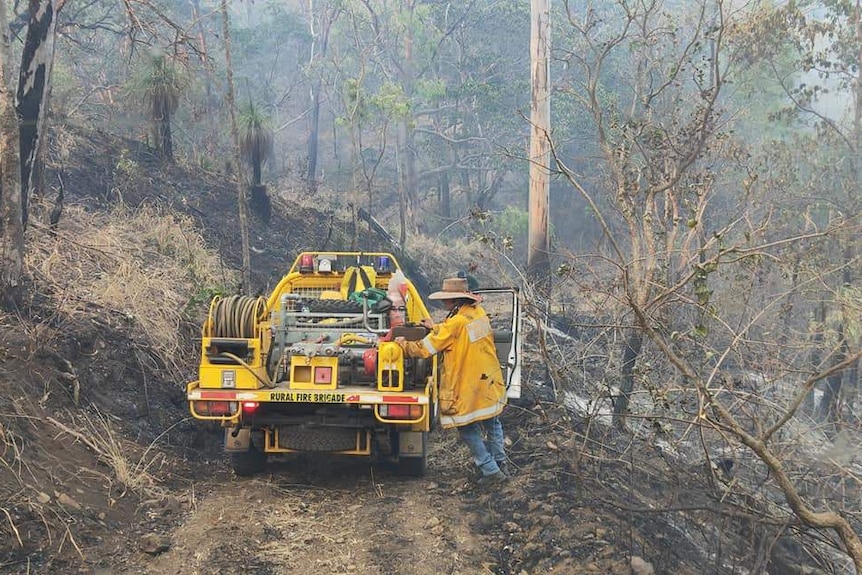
[805,301,827,414]
[818,332,848,424]
[252,147,262,186]
[438,172,450,220]
[613,329,644,426]
[220,0,251,293]
[156,100,173,160]
[818,247,854,423]
[16,0,58,228]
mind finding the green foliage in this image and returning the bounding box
[415,78,445,102]
[126,52,185,120]
[187,285,232,310]
[369,82,411,119]
[492,206,529,244]
[238,101,274,168]
[115,149,139,179]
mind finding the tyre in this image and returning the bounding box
[396,431,428,477]
[230,443,267,477]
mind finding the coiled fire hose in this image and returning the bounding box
[209,295,267,338]
[208,295,274,388]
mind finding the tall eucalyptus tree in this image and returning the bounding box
[17,0,64,227]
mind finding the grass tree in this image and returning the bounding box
[238,101,273,189]
[127,52,185,161]
[238,101,273,222]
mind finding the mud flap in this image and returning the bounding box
[225,428,251,452]
[397,431,427,476]
[398,431,424,457]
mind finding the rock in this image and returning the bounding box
[424,516,441,529]
[139,533,171,555]
[35,492,51,504]
[144,496,183,518]
[57,493,81,510]
[504,521,521,532]
[631,556,655,575]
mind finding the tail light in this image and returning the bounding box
[385,405,410,418]
[242,401,259,414]
[379,404,423,420]
[195,401,237,416]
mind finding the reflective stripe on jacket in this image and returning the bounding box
[403,304,505,429]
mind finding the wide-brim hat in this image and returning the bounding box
[428,277,481,301]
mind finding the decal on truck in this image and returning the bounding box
[268,391,347,403]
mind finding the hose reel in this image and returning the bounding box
[208,295,268,339]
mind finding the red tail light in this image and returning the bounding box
[242,401,259,413]
[386,404,410,418]
[194,401,236,416]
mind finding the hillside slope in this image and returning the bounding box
[0,126,774,575]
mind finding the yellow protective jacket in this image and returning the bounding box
[402,304,505,428]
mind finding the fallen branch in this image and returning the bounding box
[1,507,22,547]
[46,416,104,456]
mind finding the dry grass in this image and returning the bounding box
[25,202,237,373]
[45,411,172,499]
[0,407,85,561]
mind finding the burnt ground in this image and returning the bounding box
[0,126,786,575]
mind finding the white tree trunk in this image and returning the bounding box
[0,0,24,292]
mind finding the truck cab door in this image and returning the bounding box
[473,287,522,399]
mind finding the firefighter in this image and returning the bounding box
[395,277,509,484]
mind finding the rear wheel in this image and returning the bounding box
[396,431,428,477]
[230,443,267,477]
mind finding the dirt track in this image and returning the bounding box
[112,437,499,575]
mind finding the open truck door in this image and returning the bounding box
[473,287,522,399]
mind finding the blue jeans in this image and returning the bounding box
[458,416,506,476]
